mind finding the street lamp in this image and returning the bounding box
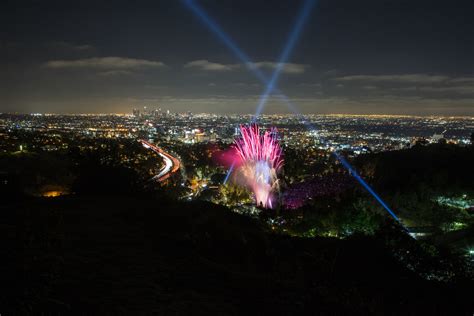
[468,248,474,261]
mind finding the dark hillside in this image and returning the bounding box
[2,195,473,314]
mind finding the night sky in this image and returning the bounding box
[1,0,473,115]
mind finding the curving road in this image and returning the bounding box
[140,140,180,182]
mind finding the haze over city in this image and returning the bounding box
[2,0,473,115]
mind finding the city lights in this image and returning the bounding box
[183,0,407,226]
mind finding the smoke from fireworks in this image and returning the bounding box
[232,124,283,208]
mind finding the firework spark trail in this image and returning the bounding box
[233,124,283,208]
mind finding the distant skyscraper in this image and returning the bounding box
[132,108,140,117]
[152,109,161,118]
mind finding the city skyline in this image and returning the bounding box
[2,0,473,115]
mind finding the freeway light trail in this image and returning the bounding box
[155,152,173,180]
[140,140,180,182]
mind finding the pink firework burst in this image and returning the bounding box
[232,124,284,208]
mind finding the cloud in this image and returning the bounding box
[335,74,450,83]
[231,82,261,88]
[98,70,134,76]
[48,41,95,51]
[362,85,378,90]
[298,83,322,87]
[44,57,166,69]
[184,60,237,71]
[394,85,474,95]
[247,62,310,74]
[448,77,474,84]
[331,73,474,96]
[184,60,310,74]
